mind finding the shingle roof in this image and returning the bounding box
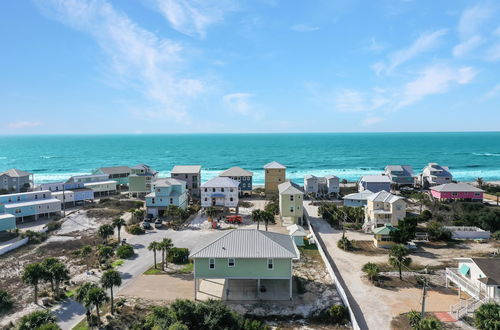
[219,166,253,177]
[201,176,239,188]
[471,258,500,285]
[171,165,202,174]
[264,161,286,169]
[97,166,131,175]
[360,175,391,183]
[278,181,304,195]
[189,229,298,259]
[1,168,32,177]
[431,183,483,193]
[367,190,404,203]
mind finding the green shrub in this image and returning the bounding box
[337,236,352,250]
[362,262,380,282]
[20,230,48,244]
[126,224,145,235]
[116,245,135,259]
[474,302,500,330]
[492,231,500,240]
[168,248,190,264]
[45,221,61,232]
[407,310,421,327]
[0,289,13,313]
[17,310,57,330]
[427,221,452,241]
[328,305,348,325]
[421,210,432,221]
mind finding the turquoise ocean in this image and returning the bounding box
[0,132,499,185]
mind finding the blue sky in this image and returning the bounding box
[1,0,500,134]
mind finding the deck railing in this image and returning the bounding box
[445,268,481,299]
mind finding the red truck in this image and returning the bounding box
[225,215,243,224]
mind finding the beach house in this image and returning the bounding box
[93,166,131,186]
[287,224,307,246]
[0,191,61,222]
[189,229,298,301]
[364,190,406,231]
[0,169,34,193]
[68,174,117,196]
[343,190,373,207]
[445,258,500,302]
[264,161,286,197]
[303,175,340,197]
[278,181,304,225]
[128,164,158,197]
[430,183,483,202]
[145,178,188,217]
[0,204,16,232]
[372,224,398,248]
[170,165,201,197]
[219,167,253,197]
[358,175,391,193]
[200,177,239,209]
[38,182,94,206]
[419,163,453,188]
[384,165,415,188]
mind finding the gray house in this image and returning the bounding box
[384,165,415,187]
[0,169,34,193]
[171,165,201,197]
[419,163,453,188]
[358,175,391,193]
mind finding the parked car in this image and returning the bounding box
[226,215,243,224]
[154,219,163,229]
[141,221,152,230]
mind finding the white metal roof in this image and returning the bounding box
[431,183,483,193]
[366,190,404,203]
[360,175,391,183]
[189,229,298,259]
[343,190,373,200]
[171,165,202,174]
[278,181,304,195]
[287,224,307,237]
[264,161,286,169]
[4,198,61,208]
[219,166,253,177]
[201,176,239,188]
[0,168,32,177]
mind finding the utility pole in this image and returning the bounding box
[420,277,428,319]
[62,184,66,218]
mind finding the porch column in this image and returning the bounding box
[289,278,292,300]
[194,277,197,301]
[257,279,261,300]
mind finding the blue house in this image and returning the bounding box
[145,178,189,217]
[218,166,253,197]
[343,190,373,207]
[0,204,16,232]
[0,191,61,222]
[358,175,391,193]
[38,182,94,206]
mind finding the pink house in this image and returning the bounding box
[430,183,484,202]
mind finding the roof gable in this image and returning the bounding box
[264,161,286,169]
[278,181,304,195]
[219,166,253,177]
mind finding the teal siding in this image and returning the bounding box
[0,214,16,231]
[194,258,291,279]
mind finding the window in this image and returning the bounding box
[43,194,46,198]
[17,196,21,201]
[221,188,224,192]
[152,198,155,204]
[290,206,294,213]
[452,192,458,196]
[15,208,21,214]
[212,188,216,192]
[228,258,235,267]
[204,188,207,192]
[185,174,188,179]
[230,197,233,202]
[290,195,294,201]
[209,259,215,269]
[474,192,481,196]
[267,259,273,270]
[204,198,208,201]
[230,188,234,192]
[170,198,173,204]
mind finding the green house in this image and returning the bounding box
[190,229,298,301]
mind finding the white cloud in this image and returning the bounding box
[362,116,384,127]
[453,35,483,57]
[457,4,492,38]
[151,0,236,38]
[7,121,42,129]
[222,93,254,116]
[397,65,478,109]
[382,29,447,74]
[37,0,205,121]
[485,43,500,61]
[482,84,500,100]
[335,89,389,112]
[367,37,384,52]
[291,24,319,32]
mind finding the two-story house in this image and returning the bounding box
[128,164,158,197]
[0,204,16,232]
[364,190,406,232]
[430,183,483,202]
[37,182,94,206]
[190,229,298,301]
[145,178,188,217]
[384,165,415,188]
[0,169,34,193]
[200,177,239,209]
[278,181,304,225]
[93,166,131,186]
[303,175,339,197]
[171,165,201,197]
[264,161,286,197]
[219,166,253,197]
[67,174,117,196]
[419,163,453,188]
[358,175,391,193]
[0,191,61,222]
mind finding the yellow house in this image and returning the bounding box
[372,224,398,248]
[264,161,286,197]
[364,190,406,232]
[278,181,304,225]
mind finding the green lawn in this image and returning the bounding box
[111,259,124,268]
[144,262,194,275]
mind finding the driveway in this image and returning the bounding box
[54,228,220,329]
[304,202,462,330]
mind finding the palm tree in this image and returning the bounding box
[160,238,174,270]
[98,224,114,244]
[165,205,181,221]
[261,211,274,231]
[97,245,114,263]
[85,287,108,324]
[52,262,70,296]
[205,206,218,221]
[474,302,500,330]
[40,257,58,292]
[112,218,126,242]
[79,245,93,271]
[389,244,412,280]
[476,177,484,189]
[251,209,263,230]
[22,262,44,304]
[148,241,161,269]
[133,209,145,223]
[75,282,98,327]
[100,270,122,315]
[361,262,380,282]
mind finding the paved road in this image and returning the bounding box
[54,227,220,329]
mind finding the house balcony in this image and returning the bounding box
[445,268,482,300]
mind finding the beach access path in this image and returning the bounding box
[53,227,220,330]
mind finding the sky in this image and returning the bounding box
[1,0,500,134]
